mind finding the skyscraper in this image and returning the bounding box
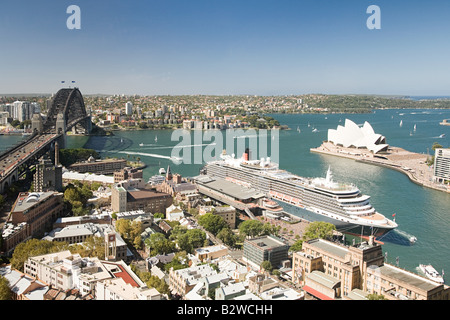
[125,101,133,116]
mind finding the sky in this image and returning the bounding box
[1,0,450,96]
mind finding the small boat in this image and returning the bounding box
[155,135,158,142]
[139,143,144,147]
[399,120,403,127]
[297,126,301,133]
[419,264,444,284]
[439,134,446,138]
[307,122,310,127]
[414,124,417,132]
[159,167,166,175]
[409,236,417,244]
[312,128,318,133]
[410,131,413,136]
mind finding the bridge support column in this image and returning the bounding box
[56,113,66,149]
[31,114,43,134]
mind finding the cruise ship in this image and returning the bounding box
[201,149,398,238]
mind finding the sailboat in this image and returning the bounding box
[155,135,158,143]
[414,124,417,132]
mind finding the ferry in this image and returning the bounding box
[201,149,398,238]
[419,264,444,284]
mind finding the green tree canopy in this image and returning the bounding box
[0,276,12,300]
[303,221,336,241]
[198,213,228,236]
[10,239,70,271]
[238,220,264,238]
[147,233,175,256]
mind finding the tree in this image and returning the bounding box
[432,142,443,151]
[238,220,264,238]
[147,233,175,255]
[115,219,143,249]
[0,276,12,300]
[175,229,207,253]
[289,239,303,252]
[367,293,387,300]
[216,228,236,247]
[198,213,227,236]
[10,239,70,271]
[260,260,273,273]
[303,221,336,241]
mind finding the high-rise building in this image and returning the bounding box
[125,101,133,115]
[434,148,450,185]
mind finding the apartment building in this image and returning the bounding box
[434,148,450,184]
[68,156,127,175]
[292,237,450,300]
[2,192,64,255]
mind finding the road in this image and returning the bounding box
[0,134,59,179]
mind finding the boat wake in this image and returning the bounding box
[139,143,216,150]
[116,150,182,164]
[379,229,417,246]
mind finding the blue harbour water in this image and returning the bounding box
[3,108,450,281]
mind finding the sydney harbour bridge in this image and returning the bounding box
[0,88,92,193]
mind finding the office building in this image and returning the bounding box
[243,235,289,270]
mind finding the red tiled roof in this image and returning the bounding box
[104,263,140,288]
[302,285,334,300]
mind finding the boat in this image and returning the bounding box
[159,167,166,175]
[414,124,417,132]
[139,143,144,147]
[200,149,398,238]
[399,120,403,127]
[312,128,318,133]
[297,126,301,133]
[155,135,158,143]
[410,131,413,136]
[439,134,446,138]
[419,264,444,284]
[409,236,417,244]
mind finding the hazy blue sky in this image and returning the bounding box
[1,0,450,95]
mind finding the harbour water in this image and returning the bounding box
[2,108,450,282]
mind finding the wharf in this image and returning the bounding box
[311,141,450,194]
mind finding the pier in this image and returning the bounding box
[311,141,450,194]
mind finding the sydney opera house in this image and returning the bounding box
[327,119,389,154]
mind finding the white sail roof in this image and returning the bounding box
[328,119,388,154]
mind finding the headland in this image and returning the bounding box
[311,141,450,194]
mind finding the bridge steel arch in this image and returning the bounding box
[44,88,90,133]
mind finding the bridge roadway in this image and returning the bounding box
[0,133,61,182]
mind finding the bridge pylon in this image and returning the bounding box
[56,113,66,148]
